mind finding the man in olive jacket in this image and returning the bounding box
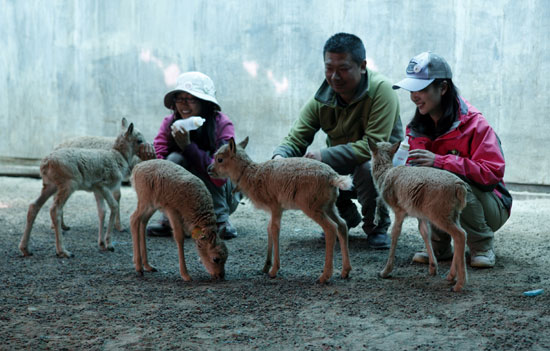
[273,33,403,249]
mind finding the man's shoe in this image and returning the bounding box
[218,220,237,240]
[336,200,362,229]
[412,246,454,264]
[366,231,390,249]
[146,218,172,237]
[470,249,495,268]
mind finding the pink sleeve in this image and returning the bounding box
[434,122,505,186]
[153,115,174,160]
[208,112,237,186]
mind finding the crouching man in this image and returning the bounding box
[273,32,403,249]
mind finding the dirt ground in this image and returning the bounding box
[1,175,549,351]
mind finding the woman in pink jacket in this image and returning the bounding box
[147,72,240,239]
[392,52,512,268]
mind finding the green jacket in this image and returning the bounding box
[273,68,402,165]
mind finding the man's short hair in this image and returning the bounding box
[323,33,366,65]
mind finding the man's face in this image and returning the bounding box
[324,52,366,102]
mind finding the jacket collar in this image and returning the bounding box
[314,71,370,107]
[448,96,469,130]
[459,96,468,115]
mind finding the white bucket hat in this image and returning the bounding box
[164,71,221,109]
[392,52,452,92]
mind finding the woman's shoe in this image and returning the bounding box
[217,220,237,240]
[146,217,172,237]
[412,246,454,264]
[470,249,495,268]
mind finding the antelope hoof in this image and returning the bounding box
[56,250,74,258]
[99,242,115,251]
[144,264,157,272]
[317,275,330,284]
[341,269,351,279]
[446,271,456,282]
[20,248,33,257]
[379,266,393,278]
[268,269,278,279]
[451,284,464,292]
[262,264,271,274]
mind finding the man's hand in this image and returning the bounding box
[138,142,156,160]
[304,150,322,161]
[408,149,436,167]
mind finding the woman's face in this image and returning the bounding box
[410,82,447,120]
[174,92,202,119]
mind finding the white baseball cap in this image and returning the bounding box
[392,52,452,92]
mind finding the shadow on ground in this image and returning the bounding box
[1,176,549,350]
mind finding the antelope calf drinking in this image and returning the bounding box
[369,140,468,292]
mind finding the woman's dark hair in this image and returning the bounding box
[171,99,219,154]
[408,79,460,139]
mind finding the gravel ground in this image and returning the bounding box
[1,175,549,350]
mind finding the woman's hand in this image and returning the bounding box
[138,142,157,160]
[172,128,190,150]
[408,149,436,167]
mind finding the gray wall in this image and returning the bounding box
[1,0,549,185]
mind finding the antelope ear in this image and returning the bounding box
[368,139,378,154]
[125,123,134,137]
[121,117,129,130]
[239,136,249,149]
[228,138,236,154]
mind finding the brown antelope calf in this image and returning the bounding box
[369,140,468,292]
[208,137,352,283]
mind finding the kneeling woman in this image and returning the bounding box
[393,52,512,268]
[147,72,240,239]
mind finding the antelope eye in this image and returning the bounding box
[217,158,223,163]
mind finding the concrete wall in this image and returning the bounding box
[1,0,549,185]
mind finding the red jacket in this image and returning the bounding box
[406,97,512,212]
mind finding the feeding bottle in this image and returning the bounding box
[392,136,410,166]
[173,116,205,131]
